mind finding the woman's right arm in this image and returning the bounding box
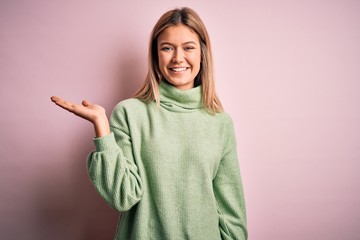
[87,129,143,212]
[50,96,143,211]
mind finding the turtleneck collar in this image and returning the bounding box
[159,81,203,112]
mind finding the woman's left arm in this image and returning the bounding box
[213,118,248,240]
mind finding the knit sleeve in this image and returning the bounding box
[213,117,248,240]
[86,104,143,212]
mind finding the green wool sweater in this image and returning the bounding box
[87,81,247,240]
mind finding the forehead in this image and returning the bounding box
[158,24,200,44]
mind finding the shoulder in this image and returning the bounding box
[212,111,235,129]
[200,111,236,141]
[111,98,150,116]
[213,111,237,144]
[113,98,147,111]
[110,98,151,125]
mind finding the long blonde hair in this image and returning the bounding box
[134,7,223,113]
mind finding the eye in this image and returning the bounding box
[184,46,195,51]
[160,46,173,51]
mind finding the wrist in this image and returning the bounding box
[93,116,110,138]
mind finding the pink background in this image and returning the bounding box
[1,0,359,239]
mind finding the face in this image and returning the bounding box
[157,24,201,90]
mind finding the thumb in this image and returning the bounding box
[82,99,92,107]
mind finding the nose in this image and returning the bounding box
[172,48,184,63]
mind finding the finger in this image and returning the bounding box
[51,97,75,112]
[50,96,60,102]
[51,96,66,104]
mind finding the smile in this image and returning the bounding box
[169,67,189,72]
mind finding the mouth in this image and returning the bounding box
[169,67,189,72]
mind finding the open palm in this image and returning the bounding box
[50,96,110,137]
[51,96,105,123]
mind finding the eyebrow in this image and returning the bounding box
[159,41,198,46]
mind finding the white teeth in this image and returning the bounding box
[171,67,187,72]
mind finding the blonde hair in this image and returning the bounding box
[134,7,223,113]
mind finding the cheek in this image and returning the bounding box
[190,53,201,69]
[157,56,168,77]
[158,54,169,68]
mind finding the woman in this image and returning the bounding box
[51,7,247,240]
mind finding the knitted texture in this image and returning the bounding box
[87,81,247,239]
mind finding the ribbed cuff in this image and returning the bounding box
[93,132,119,152]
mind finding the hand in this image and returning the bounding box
[50,96,110,137]
[51,96,105,122]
